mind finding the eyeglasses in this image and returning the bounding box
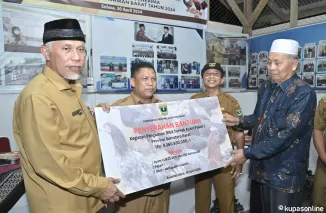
[204,72,222,77]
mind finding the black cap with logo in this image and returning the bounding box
[201,62,225,77]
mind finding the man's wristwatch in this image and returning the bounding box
[236,116,245,130]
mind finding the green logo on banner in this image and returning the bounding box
[159,104,168,116]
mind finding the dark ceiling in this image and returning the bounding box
[209,0,326,30]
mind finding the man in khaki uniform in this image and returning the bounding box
[312,97,326,210]
[214,39,224,64]
[13,19,124,213]
[99,62,170,213]
[191,62,244,213]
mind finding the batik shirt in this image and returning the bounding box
[239,74,316,192]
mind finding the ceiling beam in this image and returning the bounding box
[258,0,326,23]
[219,0,232,10]
[296,0,326,17]
[249,0,269,26]
[225,0,269,35]
[225,0,249,26]
[268,0,288,21]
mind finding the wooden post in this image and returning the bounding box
[244,0,253,35]
[290,0,298,28]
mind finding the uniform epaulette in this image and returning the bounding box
[222,92,237,103]
[112,96,130,106]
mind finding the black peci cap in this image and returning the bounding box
[43,18,85,44]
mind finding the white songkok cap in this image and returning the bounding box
[270,39,299,55]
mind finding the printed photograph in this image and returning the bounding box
[258,64,268,75]
[180,76,201,89]
[3,14,36,53]
[248,76,257,88]
[158,75,179,90]
[298,47,302,60]
[100,73,128,90]
[249,65,258,76]
[183,0,208,18]
[220,79,225,88]
[134,22,174,45]
[302,74,314,87]
[303,60,315,73]
[228,78,241,88]
[318,43,326,57]
[296,62,302,74]
[157,46,177,59]
[132,44,154,58]
[100,56,127,72]
[228,67,240,78]
[206,33,247,66]
[258,51,268,63]
[258,75,269,87]
[221,66,226,88]
[130,58,154,71]
[316,74,326,87]
[181,62,200,75]
[317,59,326,73]
[2,5,87,53]
[251,53,258,64]
[4,57,44,85]
[157,60,178,74]
[304,45,316,59]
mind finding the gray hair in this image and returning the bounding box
[44,41,53,52]
[288,54,298,61]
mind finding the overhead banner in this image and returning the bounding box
[206,31,248,91]
[92,16,205,93]
[2,0,208,25]
[95,97,233,195]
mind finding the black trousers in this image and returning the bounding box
[250,180,304,213]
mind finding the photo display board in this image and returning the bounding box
[205,31,248,91]
[0,3,91,91]
[0,0,208,93]
[92,16,206,93]
[248,22,326,90]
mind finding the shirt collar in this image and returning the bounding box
[202,91,224,97]
[42,65,83,97]
[278,73,299,91]
[130,92,159,104]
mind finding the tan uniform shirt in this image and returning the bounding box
[112,92,165,196]
[13,66,108,213]
[314,97,326,171]
[190,92,243,143]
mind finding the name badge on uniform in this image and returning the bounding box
[72,109,83,117]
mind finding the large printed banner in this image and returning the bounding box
[94,97,233,195]
[92,16,205,93]
[2,0,208,24]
